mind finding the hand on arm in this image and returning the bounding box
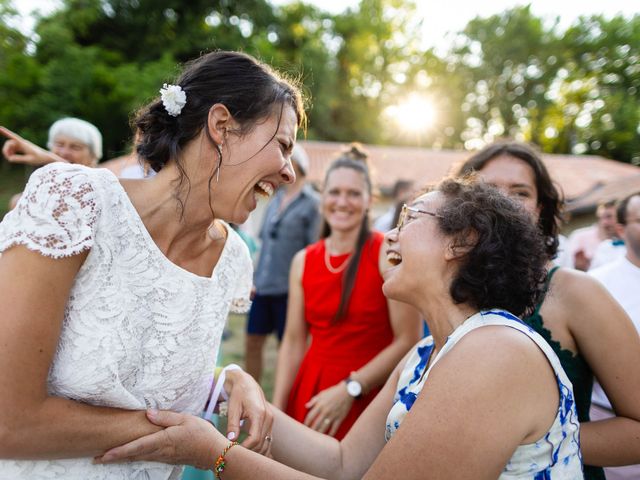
[96,358,408,479]
[0,126,67,166]
[97,409,326,479]
[96,374,398,480]
[0,246,162,459]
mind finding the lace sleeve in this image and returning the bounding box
[0,163,100,258]
[229,232,253,314]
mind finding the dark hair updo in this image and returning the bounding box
[456,141,563,260]
[134,50,305,173]
[434,177,548,318]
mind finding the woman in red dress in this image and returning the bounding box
[272,144,422,439]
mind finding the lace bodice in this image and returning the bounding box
[0,163,252,480]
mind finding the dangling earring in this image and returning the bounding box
[215,142,223,183]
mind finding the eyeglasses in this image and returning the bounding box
[396,203,442,232]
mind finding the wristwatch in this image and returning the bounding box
[345,376,363,399]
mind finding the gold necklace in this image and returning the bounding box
[324,238,352,274]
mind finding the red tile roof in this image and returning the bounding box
[299,141,640,213]
[101,140,640,213]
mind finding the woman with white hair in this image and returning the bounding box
[2,118,103,209]
[46,117,103,166]
[1,117,102,167]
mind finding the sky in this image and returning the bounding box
[14,0,639,51]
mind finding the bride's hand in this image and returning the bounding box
[224,368,274,454]
[94,410,223,469]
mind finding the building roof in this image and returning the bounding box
[298,141,640,213]
[565,173,640,215]
[101,140,640,213]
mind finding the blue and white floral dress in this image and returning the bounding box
[385,309,584,479]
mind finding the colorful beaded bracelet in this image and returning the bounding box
[213,440,239,479]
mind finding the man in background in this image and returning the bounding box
[245,145,321,383]
[373,179,414,232]
[567,199,617,271]
[589,192,640,480]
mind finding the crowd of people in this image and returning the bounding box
[0,49,639,480]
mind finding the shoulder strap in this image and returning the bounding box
[431,310,570,386]
[531,266,560,315]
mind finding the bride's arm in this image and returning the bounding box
[96,353,407,479]
[0,246,163,459]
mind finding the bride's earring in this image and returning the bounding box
[215,143,223,183]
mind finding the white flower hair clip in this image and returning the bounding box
[159,83,187,117]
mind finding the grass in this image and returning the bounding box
[0,164,30,218]
[220,313,280,400]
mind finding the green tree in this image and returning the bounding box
[446,5,563,149]
[329,0,424,143]
[0,0,42,142]
[554,14,640,164]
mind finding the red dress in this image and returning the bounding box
[285,231,393,439]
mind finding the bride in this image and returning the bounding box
[0,50,303,479]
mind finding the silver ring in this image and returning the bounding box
[265,434,272,442]
[323,418,331,425]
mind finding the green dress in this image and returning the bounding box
[523,266,604,480]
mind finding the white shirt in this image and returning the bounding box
[589,257,640,409]
[553,234,573,268]
[588,239,627,271]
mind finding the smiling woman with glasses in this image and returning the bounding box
[95,176,584,480]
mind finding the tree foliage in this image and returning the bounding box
[0,0,638,164]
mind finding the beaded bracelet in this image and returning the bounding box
[213,440,239,479]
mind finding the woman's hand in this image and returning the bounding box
[95,410,222,470]
[224,368,274,454]
[0,126,66,166]
[303,382,353,437]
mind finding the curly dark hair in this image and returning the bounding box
[434,177,548,318]
[456,141,563,260]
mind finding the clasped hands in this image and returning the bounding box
[94,367,273,468]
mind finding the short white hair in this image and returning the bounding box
[47,117,103,160]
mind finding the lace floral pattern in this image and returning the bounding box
[0,163,253,480]
[0,164,99,257]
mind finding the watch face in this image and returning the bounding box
[347,380,362,397]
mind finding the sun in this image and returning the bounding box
[384,94,437,133]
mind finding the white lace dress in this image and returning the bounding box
[0,163,253,480]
